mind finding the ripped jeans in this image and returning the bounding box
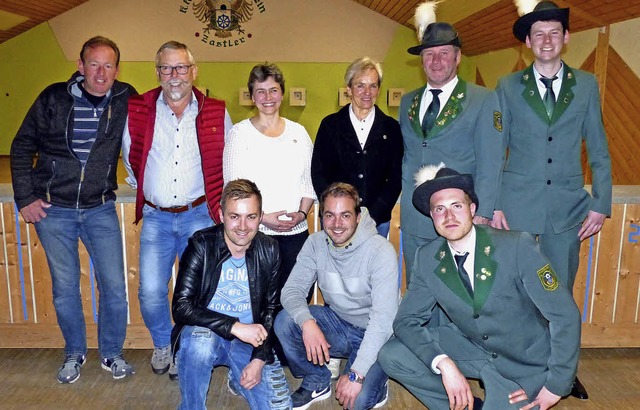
[177,326,291,410]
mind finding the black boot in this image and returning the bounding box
[569,377,589,400]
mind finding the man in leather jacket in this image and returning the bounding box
[171,179,291,410]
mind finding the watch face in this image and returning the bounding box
[348,371,363,383]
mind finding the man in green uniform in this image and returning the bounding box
[399,21,503,283]
[379,166,581,410]
[492,2,612,399]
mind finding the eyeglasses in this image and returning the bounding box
[156,65,193,75]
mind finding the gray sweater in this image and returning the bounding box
[281,208,399,376]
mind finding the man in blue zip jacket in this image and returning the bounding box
[10,36,137,384]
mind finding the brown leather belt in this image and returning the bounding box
[144,195,207,213]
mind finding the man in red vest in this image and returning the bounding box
[122,40,232,380]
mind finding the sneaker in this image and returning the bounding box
[151,346,171,375]
[168,358,178,381]
[291,385,331,410]
[101,355,135,380]
[227,377,239,396]
[56,354,86,384]
[373,382,389,409]
[326,358,341,381]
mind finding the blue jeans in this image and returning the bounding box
[139,202,213,348]
[35,201,127,359]
[274,306,388,410]
[177,326,291,410]
[376,220,390,239]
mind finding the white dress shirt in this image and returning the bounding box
[432,227,477,373]
[532,63,564,102]
[419,76,459,124]
[122,91,233,207]
[448,227,477,291]
[348,104,375,148]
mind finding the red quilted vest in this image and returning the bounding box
[127,87,226,224]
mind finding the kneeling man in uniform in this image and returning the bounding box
[378,166,580,410]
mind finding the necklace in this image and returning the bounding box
[229,258,246,269]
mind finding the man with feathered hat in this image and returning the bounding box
[379,165,581,410]
[492,1,612,399]
[399,2,503,284]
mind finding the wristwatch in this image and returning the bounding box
[347,370,365,384]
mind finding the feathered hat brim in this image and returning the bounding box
[412,166,478,217]
[408,22,461,55]
[513,1,569,42]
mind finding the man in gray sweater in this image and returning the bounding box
[274,182,399,410]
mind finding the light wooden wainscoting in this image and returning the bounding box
[0,185,638,348]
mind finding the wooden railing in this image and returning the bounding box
[0,185,638,348]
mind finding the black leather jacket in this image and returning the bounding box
[171,224,282,364]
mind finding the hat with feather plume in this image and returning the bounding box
[412,163,478,217]
[512,0,569,42]
[407,1,461,55]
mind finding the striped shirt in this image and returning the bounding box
[71,84,111,164]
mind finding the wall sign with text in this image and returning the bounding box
[179,0,267,48]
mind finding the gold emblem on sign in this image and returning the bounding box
[192,0,254,38]
[185,0,266,49]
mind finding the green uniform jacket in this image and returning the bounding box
[393,225,581,398]
[495,63,612,234]
[399,80,503,239]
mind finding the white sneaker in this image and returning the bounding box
[227,377,239,396]
[327,358,341,380]
[373,382,389,408]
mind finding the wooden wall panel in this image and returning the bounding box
[389,201,405,293]
[0,203,15,323]
[122,202,144,326]
[579,203,640,347]
[34,229,56,326]
[580,44,640,185]
[10,204,29,324]
[603,47,640,184]
[613,204,640,324]
[581,204,623,325]
[0,200,638,348]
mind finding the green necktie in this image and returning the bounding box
[421,89,442,134]
[540,76,557,119]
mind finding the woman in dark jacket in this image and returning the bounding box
[311,57,403,238]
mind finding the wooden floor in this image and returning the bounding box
[0,348,638,409]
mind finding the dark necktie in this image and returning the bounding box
[454,252,473,297]
[540,76,557,119]
[421,89,442,134]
